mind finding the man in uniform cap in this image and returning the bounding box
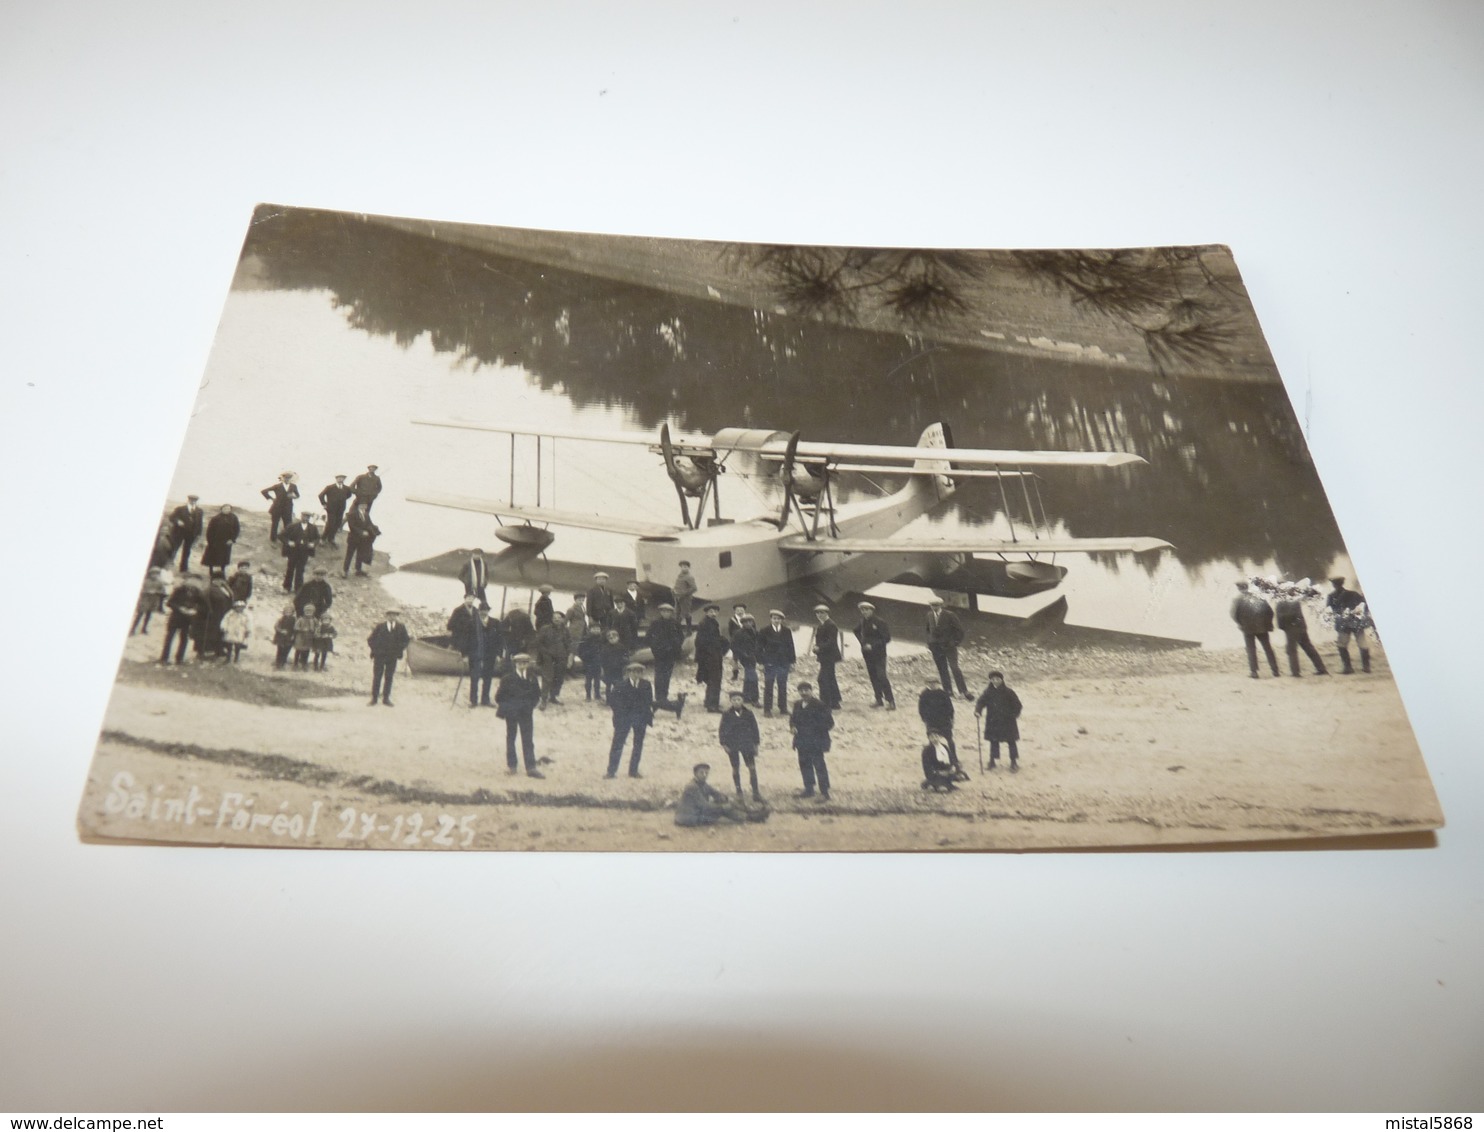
[606,661,655,778]
[366,608,410,706]
[318,474,352,548]
[854,601,896,709]
[350,465,382,516]
[926,596,972,700]
[534,610,572,706]
[810,604,844,709]
[495,653,544,776]
[169,494,205,572]
[694,603,730,712]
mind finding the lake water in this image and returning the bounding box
[165,214,1354,648]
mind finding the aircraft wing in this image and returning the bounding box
[762,440,1145,468]
[406,491,683,539]
[412,418,716,452]
[779,535,1174,554]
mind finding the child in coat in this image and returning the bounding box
[312,612,337,671]
[292,604,320,670]
[272,603,297,669]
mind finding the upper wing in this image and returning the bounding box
[757,440,1145,469]
[411,418,716,453]
[780,535,1173,554]
[406,491,683,539]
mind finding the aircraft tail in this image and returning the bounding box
[904,422,956,504]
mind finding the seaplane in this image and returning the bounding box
[400,419,1173,627]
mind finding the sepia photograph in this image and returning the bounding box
[75,206,1442,852]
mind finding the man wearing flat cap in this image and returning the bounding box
[260,473,298,544]
[366,608,410,706]
[644,602,686,705]
[495,653,544,776]
[789,683,835,802]
[674,762,752,827]
[586,570,615,631]
[606,661,654,778]
[854,601,896,709]
[809,604,844,709]
[926,597,972,700]
[1230,580,1280,679]
[318,474,352,548]
[694,603,730,712]
[169,494,205,572]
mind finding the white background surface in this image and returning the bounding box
[3,0,1482,1112]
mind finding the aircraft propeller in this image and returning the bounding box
[660,422,722,530]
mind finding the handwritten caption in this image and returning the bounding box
[101,772,477,848]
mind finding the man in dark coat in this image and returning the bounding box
[609,595,640,650]
[533,584,556,629]
[727,602,748,680]
[719,690,763,801]
[280,513,320,593]
[694,603,730,712]
[674,763,753,827]
[1275,582,1329,677]
[457,549,490,605]
[295,568,334,616]
[503,606,536,661]
[925,597,972,699]
[366,608,410,706]
[759,609,796,717]
[854,601,896,709]
[606,661,654,778]
[342,504,379,577]
[350,465,382,515]
[809,604,844,709]
[201,504,240,579]
[917,677,958,761]
[644,603,686,704]
[1230,580,1280,679]
[731,614,760,706]
[564,593,588,642]
[586,571,615,631]
[534,611,572,706]
[1326,576,1372,675]
[159,576,205,665]
[495,653,544,776]
[227,561,254,605]
[789,683,835,802]
[260,474,298,543]
[625,582,646,624]
[198,577,234,659]
[470,606,505,707]
[169,495,204,572]
[445,593,480,664]
[975,670,1023,771]
[317,475,352,548]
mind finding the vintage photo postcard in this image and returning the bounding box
[77,205,1442,851]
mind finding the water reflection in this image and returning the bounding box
[237,208,1344,581]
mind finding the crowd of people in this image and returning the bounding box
[430,562,1030,817]
[133,466,385,667]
